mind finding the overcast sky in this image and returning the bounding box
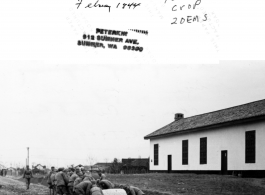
[0,61,264,168]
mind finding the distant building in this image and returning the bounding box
[6,167,19,176]
[121,158,149,174]
[144,99,265,177]
[0,164,7,176]
[84,165,100,172]
[93,163,112,173]
[1,169,7,176]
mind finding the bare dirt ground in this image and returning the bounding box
[1,173,265,195]
[0,176,49,195]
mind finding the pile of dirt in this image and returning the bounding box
[0,176,49,195]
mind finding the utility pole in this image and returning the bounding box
[27,147,29,167]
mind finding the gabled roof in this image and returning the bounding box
[144,99,265,139]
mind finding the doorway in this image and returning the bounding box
[168,155,172,173]
[221,150,228,175]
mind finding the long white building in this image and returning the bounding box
[144,99,265,177]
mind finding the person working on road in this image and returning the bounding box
[55,167,69,195]
[129,186,145,195]
[90,184,104,195]
[23,165,33,190]
[83,170,96,183]
[98,179,114,189]
[73,169,84,191]
[97,171,106,181]
[68,168,81,195]
[68,168,74,177]
[74,180,93,195]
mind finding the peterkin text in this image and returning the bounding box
[77,28,144,52]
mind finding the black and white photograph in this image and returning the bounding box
[0,0,265,194]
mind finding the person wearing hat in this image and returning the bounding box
[47,166,56,195]
[73,170,84,192]
[23,165,33,190]
[68,168,74,177]
[55,167,69,195]
[80,167,86,175]
[83,170,96,183]
[63,168,71,193]
[50,170,57,195]
[68,168,81,195]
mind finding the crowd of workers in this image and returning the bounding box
[45,166,145,195]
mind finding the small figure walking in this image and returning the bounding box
[23,165,33,190]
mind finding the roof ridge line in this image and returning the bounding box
[144,98,265,139]
[182,98,265,120]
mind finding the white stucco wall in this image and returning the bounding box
[149,120,265,171]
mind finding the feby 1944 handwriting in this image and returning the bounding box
[76,0,141,12]
[74,0,210,24]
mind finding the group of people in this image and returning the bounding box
[46,166,145,195]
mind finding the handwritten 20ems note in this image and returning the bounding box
[168,0,208,24]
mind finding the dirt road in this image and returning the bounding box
[0,176,49,195]
[2,173,265,195]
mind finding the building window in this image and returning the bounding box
[200,137,207,164]
[182,140,188,165]
[245,130,255,163]
[154,144,159,165]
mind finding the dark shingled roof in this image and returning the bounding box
[144,99,265,139]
